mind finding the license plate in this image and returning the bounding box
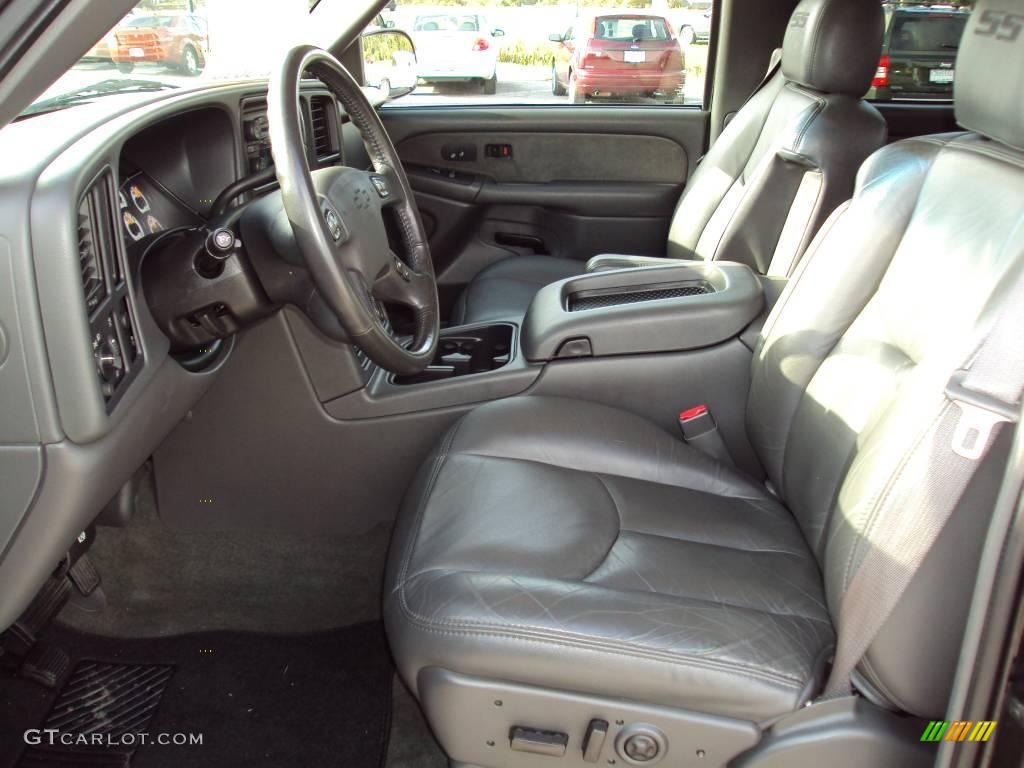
[129,47,145,58]
[624,50,646,64]
[929,68,954,84]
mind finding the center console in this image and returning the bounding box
[522,261,764,361]
[320,260,764,421]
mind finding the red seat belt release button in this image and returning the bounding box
[679,404,715,438]
[678,405,733,464]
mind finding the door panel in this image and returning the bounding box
[377,105,708,319]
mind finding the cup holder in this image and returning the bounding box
[392,324,514,386]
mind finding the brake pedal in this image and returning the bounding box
[68,553,101,596]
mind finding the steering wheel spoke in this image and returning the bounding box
[368,170,405,207]
[373,252,433,309]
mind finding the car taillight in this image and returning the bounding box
[472,38,489,52]
[872,55,890,88]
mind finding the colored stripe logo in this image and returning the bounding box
[921,721,997,742]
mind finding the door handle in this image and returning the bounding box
[495,232,546,253]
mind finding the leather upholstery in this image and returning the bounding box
[385,397,834,722]
[450,254,581,325]
[781,0,884,96]
[954,0,1024,152]
[453,0,886,324]
[386,0,1024,738]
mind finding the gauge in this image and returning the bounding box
[123,211,145,241]
[118,190,128,210]
[130,184,150,213]
[146,215,164,234]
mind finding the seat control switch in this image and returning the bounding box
[582,719,608,763]
[509,726,568,757]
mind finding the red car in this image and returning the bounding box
[549,14,685,104]
[110,14,208,76]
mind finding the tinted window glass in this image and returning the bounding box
[890,14,967,52]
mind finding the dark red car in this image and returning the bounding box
[110,14,208,76]
[549,14,685,104]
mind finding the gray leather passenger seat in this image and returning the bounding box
[453,0,888,325]
[384,0,1024,764]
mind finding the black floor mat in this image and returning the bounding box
[1,622,392,768]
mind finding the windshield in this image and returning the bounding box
[23,0,364,116]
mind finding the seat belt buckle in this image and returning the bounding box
[946,370,1019,460]
[679,405,733,464]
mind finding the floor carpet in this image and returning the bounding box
[1,622,392,768]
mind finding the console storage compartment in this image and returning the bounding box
[522,262,763,361]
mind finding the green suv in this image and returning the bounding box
[868,4,969,101]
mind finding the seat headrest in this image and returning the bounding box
[955,0,1024,151]
[782,0,883,95]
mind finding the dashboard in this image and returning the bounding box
[0,81,350,630]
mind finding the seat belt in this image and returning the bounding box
[823,273,1024,698]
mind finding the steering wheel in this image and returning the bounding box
[267,45,439,375]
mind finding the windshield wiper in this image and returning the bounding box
[19,79,179,119]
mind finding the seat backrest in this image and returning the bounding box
[747,0,1024,718]
[667,0,886,276]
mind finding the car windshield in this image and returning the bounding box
[414,15,481,32]
[21,0,367,117]
[890,13,968,52]
[126,15,177,27]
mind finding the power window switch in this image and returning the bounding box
[509,726,568,757]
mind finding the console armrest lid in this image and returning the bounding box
[522,262,764,361]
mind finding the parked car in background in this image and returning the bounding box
[550,14,685,104]
[109,13,209,76]
[676,1,714,45]
[867,5,969,101]
[410,13,504,94]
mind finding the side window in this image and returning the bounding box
[373,0,713,108]
[867,1,974,103]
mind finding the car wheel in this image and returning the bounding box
[180,44,202,77]
[482,72,497,95]
[115,61,134,74]
[679,25,697,45]
[568,70,585,104]
[551,61,566,96]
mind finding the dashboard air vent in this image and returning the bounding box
[77,192,107,313]
[309,96,332,159]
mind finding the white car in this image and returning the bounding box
[410,13,504,94]
[676,2,713,45]
[365,49,418,96]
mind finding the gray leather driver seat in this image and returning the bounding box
[386,1,1024,765]
[453,0,887,325]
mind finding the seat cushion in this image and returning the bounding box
[384,397,835,722]
[452,255,584,325]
